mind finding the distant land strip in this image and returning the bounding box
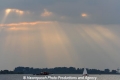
[0,67,119,74]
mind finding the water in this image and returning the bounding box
[0,74,120,80]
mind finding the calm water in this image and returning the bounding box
[0,74,120,80]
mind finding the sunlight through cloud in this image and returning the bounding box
[0,8,29,24]
[41,9,53,17]
[0,21,56,27]
[5,8,24,15]
[81,13,87,17]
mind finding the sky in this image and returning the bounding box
[0,0,120,70]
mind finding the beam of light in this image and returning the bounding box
[2,22,77,68]
[72,25,119,68]
[3,32,40,67]
[0,9,11,24]
[76,26,97,51]
[82,26,105,44]
[94,26,120,63]
[76,27,98,68]
[0,8,26,27]
[39,25,75,67]
[94,26,120,45]
[0,15,8,24]
[1,21,120,69]
[80,26,120,65]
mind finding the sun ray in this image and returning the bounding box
[0,9,11,24]
[2,22,78,68]
[80,26,120,65]
[0,8,26,25]
[39,24,75,67]
[94,26,120,45]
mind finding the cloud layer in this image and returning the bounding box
[0,0,120,24]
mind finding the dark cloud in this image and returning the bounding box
[0,0,120,24]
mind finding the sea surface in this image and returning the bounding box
[0,74,120,80]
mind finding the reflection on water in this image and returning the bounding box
[0,74,120,80]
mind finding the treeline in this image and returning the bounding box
[0,66,118,74]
